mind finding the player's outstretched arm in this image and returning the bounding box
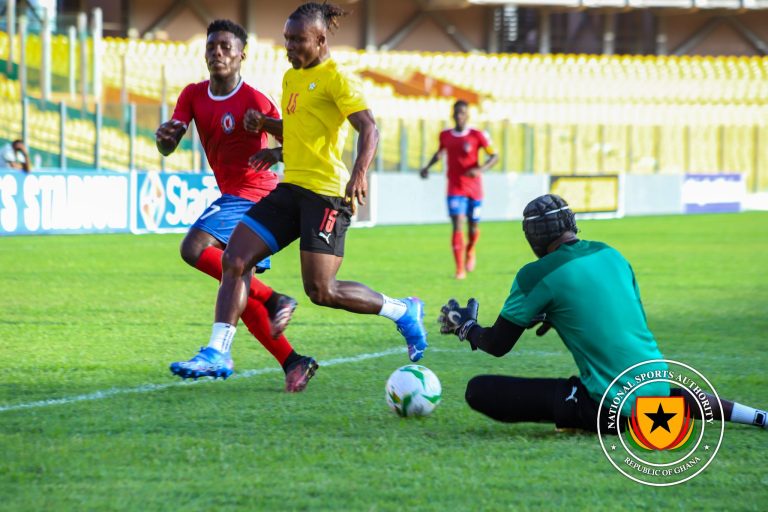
[344,110,379,213]
[438,298,480,340]
[244,109,283,138]
[155,119,187,156]
[420,151,441,179]
[438,298,527,357]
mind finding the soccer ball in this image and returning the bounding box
[385,365,442,417]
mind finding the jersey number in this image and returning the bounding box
[319,208,337,233]
[199,204,221,221]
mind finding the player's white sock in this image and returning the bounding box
[208,322,236,354]
[378,295,407,321]
[730,403,767,428]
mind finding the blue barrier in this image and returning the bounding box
[0,170,219,236]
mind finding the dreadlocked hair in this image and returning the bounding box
[207,19,247,47]
[289,2,348,33]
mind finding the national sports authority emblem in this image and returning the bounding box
[630,396,694,451]
[597,359,724,486]
[221,112,235,134]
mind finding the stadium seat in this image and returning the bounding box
[1,31,765,185]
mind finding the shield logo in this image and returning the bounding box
[221,112,235,134]
[629,396,693,450]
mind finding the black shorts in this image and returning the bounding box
[464,375,627,433]
[241,183,352,256]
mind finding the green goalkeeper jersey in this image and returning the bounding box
[501,240,668,416]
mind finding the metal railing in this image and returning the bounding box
[0,3,764,192]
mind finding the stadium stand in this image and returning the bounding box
[0,31,765,189]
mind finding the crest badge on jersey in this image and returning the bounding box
[221,112,235,134]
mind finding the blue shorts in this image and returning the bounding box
[447,196,482,222]
[192,194,271,272]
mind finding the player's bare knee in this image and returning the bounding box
[305,282,338,307]
[180,231,213,267]
[220,249,249,277]
[179,241,201,267]
[306,288,335,307]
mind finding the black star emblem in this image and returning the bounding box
[644,403,677,433]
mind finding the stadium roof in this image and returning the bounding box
[468,0,768,7]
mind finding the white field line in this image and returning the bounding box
[0,346,569,414]
[0,347,408,414]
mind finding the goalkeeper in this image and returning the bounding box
[439,194,768,432]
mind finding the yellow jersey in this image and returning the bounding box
[281,58,369,197]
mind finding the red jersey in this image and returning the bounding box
[439,128,494,200]
[172,80,280,202]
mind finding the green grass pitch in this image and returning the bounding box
[1,212,766,511]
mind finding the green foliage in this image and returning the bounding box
[0,213,767,511]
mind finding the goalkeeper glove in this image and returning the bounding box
[438,298,479,341]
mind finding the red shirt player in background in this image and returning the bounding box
[155,19,317,392]
[421,100,499,279]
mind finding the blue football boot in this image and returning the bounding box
[169,347,234,380]
[395,297,428,362]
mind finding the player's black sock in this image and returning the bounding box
[282,350,302,372]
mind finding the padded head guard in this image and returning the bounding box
[522,194,578,257]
